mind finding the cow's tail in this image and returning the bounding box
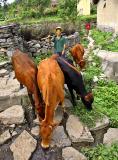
[42,73,54,106]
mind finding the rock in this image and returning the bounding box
[62,147,87,160]
[0,69,8,77]
[33,117,39,125]
[104,128,118,145]
[10,130,37,160]
[31,126,39,136]
[0,130,11,145]
[0,105,24,125]
[66,115,84,143]
[64,98,73,113]
[90,116,110,145]
[0,61,10,68]
[90,116,109,131]
[78,127,94,143]
[54,106,63,124]
[95,50,118,82]
[34,44,41,49]
[93,76,98,83]
[51,126,71,148]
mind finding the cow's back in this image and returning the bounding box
[37,58,64,106]
[12,49,37,92]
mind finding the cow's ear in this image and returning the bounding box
[79,60,86,69]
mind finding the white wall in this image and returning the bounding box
[97,0,118,32]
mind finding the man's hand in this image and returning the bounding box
[47,35,51,39]
[62,50,65,55]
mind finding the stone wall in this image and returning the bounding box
[25,32,80,56]
[0,23,80,57]
[0,24,24,57]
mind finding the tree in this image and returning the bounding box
[0,0,8,18]
[58,0,79,24]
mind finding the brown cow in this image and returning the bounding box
[12,49,44,120]
[70,44,85,69]
[37,57,64,148]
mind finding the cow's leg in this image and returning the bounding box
[33,85,45,120]
[67,84,76,106]
[27,92,36,119]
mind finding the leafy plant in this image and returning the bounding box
[81,143,118,160]
[58,0,78,24]
[34,51,52,64]
[93,80,118,127]
[0,55,8,62]
[72,101,104,128]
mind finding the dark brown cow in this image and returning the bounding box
[12,49,44,120]
[70,44,85,69]
[37,57,64,148]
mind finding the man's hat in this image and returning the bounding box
[56,26,62,31]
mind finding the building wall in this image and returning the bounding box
[97,0,118,32]
[77,0,90,15]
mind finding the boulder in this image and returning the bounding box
[95,50,118,82]
[0,130,17,145]
[51,126,71,148]
[90,116,110,145]
[62,147,87,160]
[31,126,39,136]
[104,128,118,145]
[0,69,8,77]
[10,130,37,160]
[0,105,24,125]
[66,115,84,142]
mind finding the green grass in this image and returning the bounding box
[0,16,62,25]
[93,80,118,128]
[72,102,104,128]
[81,143,118,160]
[72,52,118,128]
[72,79,118,128]
[91,29,118,52]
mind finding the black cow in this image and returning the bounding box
[56,57,94,110]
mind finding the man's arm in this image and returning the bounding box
[62,38,68,55]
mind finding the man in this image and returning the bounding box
[48,26,67,57]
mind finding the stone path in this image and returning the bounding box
[0,60,117,160]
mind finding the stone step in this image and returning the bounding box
[0,72,29,111]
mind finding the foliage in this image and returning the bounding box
[73,52,118,128]
[34,52,52,65]
[83,53,102,90]
[81,143,118,160]
[91,29,118,52]
[93,80,118,128]
[0,54,8,62]
[44,7,58,16]
[72,102,104,128]
[58,0,78,23]
[79,14,97,23]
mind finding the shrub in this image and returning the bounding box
[93,80,118,128]
[34,52,52,64]
[81,143,118,160]
[44,7,58,16]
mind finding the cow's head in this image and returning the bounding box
[81,92,94,111]
[40,121,57,149]
[70,44,86,69]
